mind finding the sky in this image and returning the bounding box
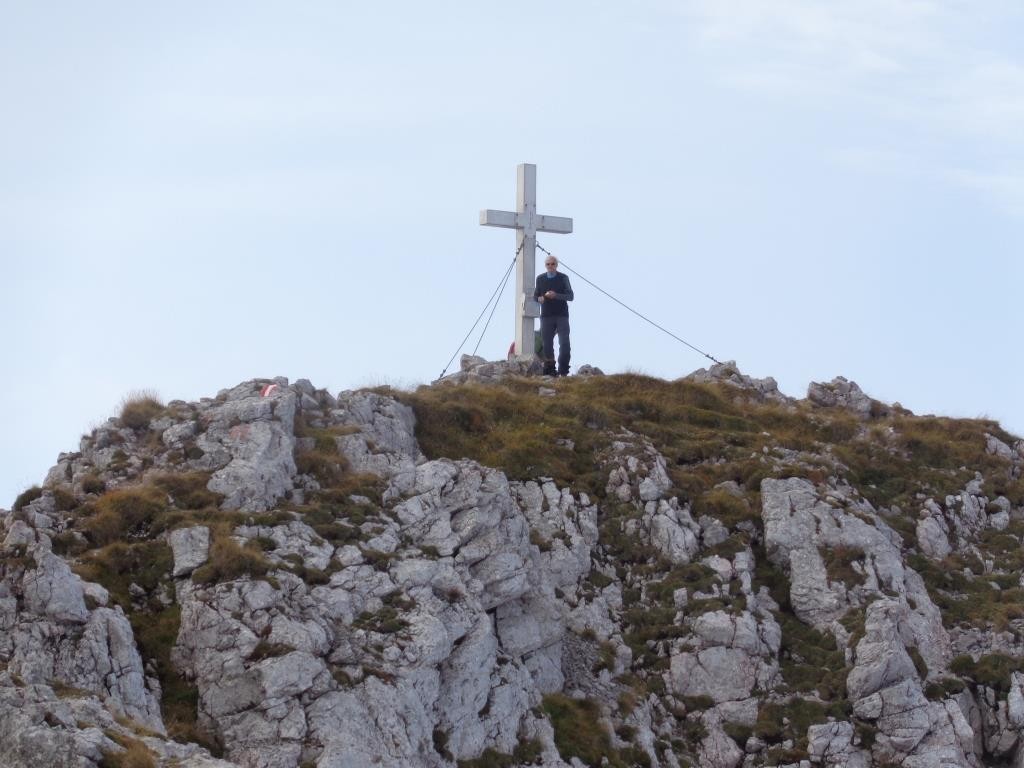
[2,1,1022,506]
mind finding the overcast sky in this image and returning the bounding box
[2,1,1022,506]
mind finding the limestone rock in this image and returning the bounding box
[807,376,878,418]
[604,432,673,504]
[236,521,334,572]
[761,478,950,677]
[204,384,298,512]
[847,600,918,701]
[807,721,869,767]
[646,499,700,565]
[668,609,780,704]
[6,372,1024,768]
[698,713,745,768]
[854,679,931,760]
[686,361,793,404]
[916,516,951,560]
[169,525,211,577]
[986,434,1016,461]
[0,672,234,768]
[21,550,89,624]
[332,390,423,498]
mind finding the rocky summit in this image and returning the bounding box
[2,360,1024,768]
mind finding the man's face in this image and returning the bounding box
[545,259,557,275]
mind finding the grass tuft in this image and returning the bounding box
[12,485,43,512]
[118,390,165,431]
[192,536,270,585]
[99,736,157,768]
[81,486,167,547]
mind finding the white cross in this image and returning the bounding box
[480,163,573,359]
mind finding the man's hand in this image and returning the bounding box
[544,290,556,299]
[537,295,545,303]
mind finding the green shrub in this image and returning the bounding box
[12,486,43,512]
[949,653,1024,693]
[924,677,965,700]
[754,698,837,752]
[81,474,107,494]
[151,472,221,510]
[82,486,167,546]
[75,541,173,609]
[295,450,350,486]
[530,529,553,552]
[623,603,686,662]
[593,641,617,673]
[128,603,219,753]
[839,608,867,650]
[192,537,270,585]
[248,641,294,662]
[645,563,717,605]
[353,605,408,634]
[542,693,616,767]
[909,553,1024,630]
[51,487,79,511]
[723,722,753,746]
[707,532,751,559]
[693,488,754,527]
[681,695,714,712]
[289,563,331,585]
[361,548,395,571]
[771,601,850,700]
[679,718,708,746]
[4,543,36,570]
[433,727,452,760]
[457,739,543,767]
[908,646,929,679]
[821,545,866,587]
[309,520,361,545]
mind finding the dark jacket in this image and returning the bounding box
[534,272,573,317]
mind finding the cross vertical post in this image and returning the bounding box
[514,163,537,359]
[480,163,573,359]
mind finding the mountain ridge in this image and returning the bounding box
[2,361,1022,768]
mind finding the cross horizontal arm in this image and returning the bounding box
[479,209,517,228]
[536,215,573,234]
[480,209,573,234]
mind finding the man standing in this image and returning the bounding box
[534,255,574,376]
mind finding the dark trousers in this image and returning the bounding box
[541,315,570,375]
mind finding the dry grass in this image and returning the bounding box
[12,485,43,512]
[456,739,544,768]
[81,474,107,494]
[81,486,167,546]
[541,693,641,768]
[754,698,843,762]
[949,653,1024,693]
[192,536,270,585]
[821,545,867,588]
[118,390,165,431]
[403,374,1019,531]
[75,540,173,609]
[150,472,221,510]
[908,552,1024,631]
[99,736,157,768]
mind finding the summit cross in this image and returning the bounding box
[480,163,573,359]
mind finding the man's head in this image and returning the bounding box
[544,256,558,275]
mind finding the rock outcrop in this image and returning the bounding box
[2,363,1023,767]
